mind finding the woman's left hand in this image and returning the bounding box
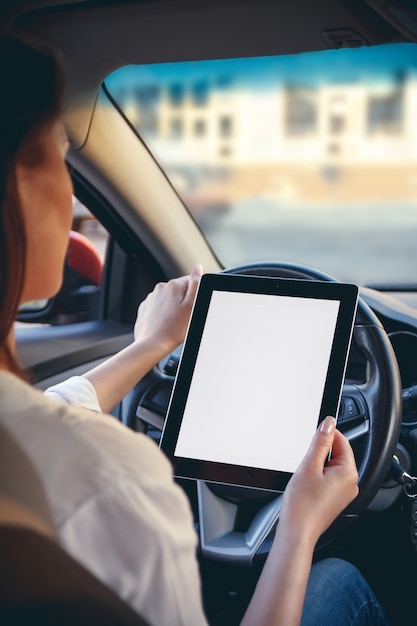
[134,265,203,355]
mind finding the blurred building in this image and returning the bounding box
[114,61,417,203]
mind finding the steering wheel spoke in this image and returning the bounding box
[198,481,282,565]
[338,384,370,441]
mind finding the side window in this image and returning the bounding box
[71,196,108,266]
[18,196,109,325]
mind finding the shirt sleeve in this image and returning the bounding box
[44,376,102,412]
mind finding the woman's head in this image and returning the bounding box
[0,36,72,373]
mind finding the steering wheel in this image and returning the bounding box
[129,261,402,564]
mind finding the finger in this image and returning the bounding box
[326,429,359,499]
[182,264,203,304]
[327,429,357,470]
[191,264,203,280]
[302,416,336,471]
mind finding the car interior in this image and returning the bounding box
[1,0,417,624]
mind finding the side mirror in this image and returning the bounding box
[17,231,103,325]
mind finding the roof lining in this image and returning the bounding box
[2,0,409,148]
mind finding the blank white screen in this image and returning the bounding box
[174,291,340,474]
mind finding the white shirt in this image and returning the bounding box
[0,372,208,626]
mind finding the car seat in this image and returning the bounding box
[0,423,150,625]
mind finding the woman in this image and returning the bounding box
[0,35,388,625]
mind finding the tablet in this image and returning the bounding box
[160,273,358,492]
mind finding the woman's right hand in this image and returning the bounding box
[279,416,359,545]
[240,418,359,626]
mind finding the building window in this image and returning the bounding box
[367,90,403,134]
[194,119,207,136]
[192,80,209,106]
[168,83,185,107]
[132,85,160,135]
[285,86,317,136]
[328,97,347,135]
[329,115,345,134]
[219,115,233,138]
[137,111,158,136]
[219,145,232,158]
[134,85,160,107]
[169,118,184,139]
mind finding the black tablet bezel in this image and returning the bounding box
[160,273,358,493]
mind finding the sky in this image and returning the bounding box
[105,42,417,93]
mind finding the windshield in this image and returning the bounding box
[105,43,417,287]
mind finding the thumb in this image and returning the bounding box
[303,416,336,471]
[183,264,203,302]
[191,264,203,281]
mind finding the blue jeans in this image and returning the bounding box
[301,558,389,626]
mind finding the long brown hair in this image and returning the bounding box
[0,36,64,375]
